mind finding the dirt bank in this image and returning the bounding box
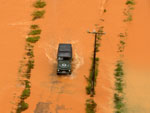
[0,0,33,112]
[24,0,102,113]
[124,0,150,112]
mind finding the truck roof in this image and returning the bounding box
[57,44,72,58]
[58,44,72,52]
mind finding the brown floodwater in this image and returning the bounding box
[24,0,103,113]
[95,0,126,113]
[0,0,33,112]
[124,0,150,112]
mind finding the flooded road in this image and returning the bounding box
[124,0,150,112]
[25,0,102,113]
[0,0,32,112]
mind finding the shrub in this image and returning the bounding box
[124,14,132,22]
[26,36,40,43]
[32,10,45,20]
[16,101,28,113]
[27,60,34,69]
[30,24,39,29]
[24,73,31,79]
[24,80,31,88]
[26,60,34,73]
[104,9,107,13]
[114,93,124,109]
[28,29,41,35]
[115,82,123,93]
[126,0,135,5]
[33,0,46,8]
[86,99,97,113]
[20,88,30,99]
[26,49,34,57]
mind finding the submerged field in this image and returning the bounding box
[0,0,150,113]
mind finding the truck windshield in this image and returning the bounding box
[58,57,70,60]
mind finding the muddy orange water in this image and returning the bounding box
[0,0,33,112]
[124,0,150,112]
[23,0,115,113]
[95,0,126,112]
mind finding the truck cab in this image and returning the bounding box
[57,44,72,75]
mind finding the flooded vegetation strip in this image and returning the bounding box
[124,0,135,22]
[114,60,125,113]
[113,0,135,112]
[15,0,46,113]
[85,27,104,113]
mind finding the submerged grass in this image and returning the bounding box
[85,27,103,96]
[114,61,125,113]
[85,57,99,96]
[30,24,39,29]
[33,0,46,8]
[28,29,41,35]
[86,99,97,113]
[15,0,46,112]
[32,10,45,20]
[124,0,135,22]
[20,88,30,100]
[26,36,40,43]
[126,0,135,5]
[16,101,28,113]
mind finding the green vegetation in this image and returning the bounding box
[16,0,47,112]
[26,36,40,43]
[26,49,34,57]
[124,0,135,22]
[114,61,125,113]
[16,101,28,113]
[126,0,135,5]
[24,80,31,88]
[30,24,39,29]
[124,13,133,22]
[33,0,46,8]
[28,29,41,35]
[26,60,34,73]
[32,10,45,20]
[86,57,99,96]
[104,9,107,13]
[86,99,97,113]
[20,88,30,99]
[85,27,103,96]
[118,33,127,52]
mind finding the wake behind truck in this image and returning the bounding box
[57,44,72,75]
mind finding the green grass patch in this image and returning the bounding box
[30,24,39,29]
[85,27,104,96]
[104,9,107,13]
[85,57,99,96]
[126,0,135,5]
[114,93,124,110]
[32,10,45,20]
[20,88,30,99]
[114,61,125,112]
[124,14,133,22]
[24,80,31,88]
[26,60,34,73]
[86,99,97,113]
[16,101,28,113]
[24,73,31,79]
[26,36,40,43]
[33,0,46,8]
[28,29,41,35]
[26,49,34,57]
